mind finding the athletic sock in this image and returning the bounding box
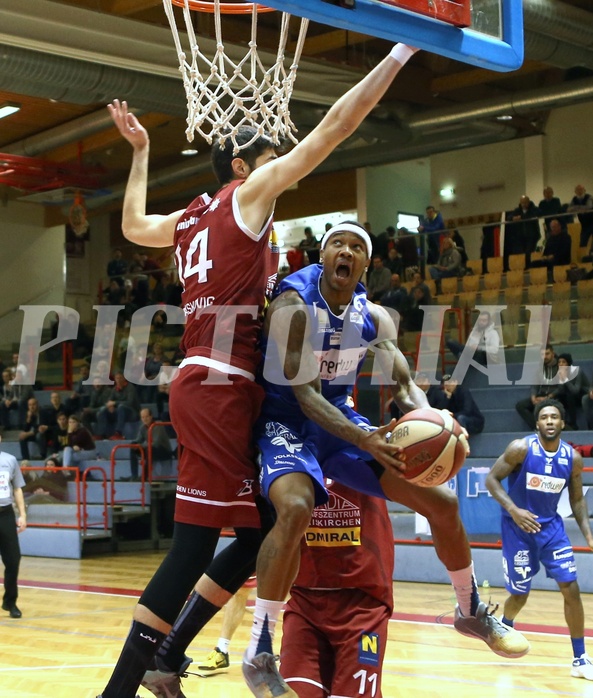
[102,621,166,698]
[571,637,586,658]
[246,597,285,660]
[217,637,231,654]
[157,591,220,672]
[448,562,480,616]
[502,615,514,627]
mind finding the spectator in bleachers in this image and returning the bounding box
[151,271,171,304]
[22,456,69,504]
[95,371,140,440]
[446,310,501,365]
[64,364,92,415]
[363,221,378,257]
[410,270,432,304]
[515,344,559,430]
[505,195,541,269]
[404,284,431,332]
[395,227,420,278]
[443,374,485,435]
[62,415,96,471]
[1,369,17,430]
[127,407,172,481]
[414,371,448,408]
[41,392,70,428]
[141,342,166,404]
[7,371,34,428]
[385,247,404,276]
[8,353,27,383]
[298,227,321,265]
[164,274,183,307]
[81,377,111,434]
[555,353,589,430]
[145,343,165,380]
[380,273,408,316]
[366,255,391,302]
[428,236,462,290]
[418,205,444,264]
[582,372,593,430]
[104,278,127,306]
[528,218,572,281]
[376,225,398,260]
[107,248,128,286]
[139,251,165,284]
[538,186,568,236]
[47,412,69,462]
[567,184,593,250]
[18,398,48,461]
[446,229,468,268]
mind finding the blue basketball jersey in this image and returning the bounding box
[260,264,377,421]
[505,435,573,525]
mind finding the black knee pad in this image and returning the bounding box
[139,523,220,624]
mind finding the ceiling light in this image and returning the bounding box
[0,102,21,119]
[496,114,513,121]
[181,148,198,156]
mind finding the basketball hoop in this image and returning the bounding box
[170,1,275,14]
[163,0,309,152]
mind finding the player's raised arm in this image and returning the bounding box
[486,439,541,533]
[107,99,183,247]
[238,45,418,228]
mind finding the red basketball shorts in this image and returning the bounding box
[280,587,391,698]
[170,363,265,528]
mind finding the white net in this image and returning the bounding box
[163,0,309,152]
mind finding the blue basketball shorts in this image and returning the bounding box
[501,514,577,594]
[256,405,387,506]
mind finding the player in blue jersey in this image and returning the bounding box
[486,399,593,681]
[243,221,529,697]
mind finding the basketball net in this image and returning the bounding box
[163,0,309,152]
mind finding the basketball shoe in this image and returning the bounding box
[196,647,230,676]
[242,651,297,697]
[571,654,593,680]
[140,655,192,698]
[454,601,530,658]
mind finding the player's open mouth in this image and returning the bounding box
[336,263,351,279]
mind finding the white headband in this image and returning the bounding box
[320,223,373,258]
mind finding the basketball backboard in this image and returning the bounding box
[261,0,523,72]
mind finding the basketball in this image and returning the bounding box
[389,408,468,487]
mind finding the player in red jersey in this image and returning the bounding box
[99,42,420,698]
[280,480,394,698]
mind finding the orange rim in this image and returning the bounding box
[170,0,275,13]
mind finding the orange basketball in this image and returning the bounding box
[388,408,468,487]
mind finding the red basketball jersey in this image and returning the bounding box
[173,181,277,375]
[294,482,394,611]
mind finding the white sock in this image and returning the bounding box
[217,637,230,654]
[448,562,477,616]
[246,597,285,661]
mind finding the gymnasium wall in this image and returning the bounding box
[0,202,65,349]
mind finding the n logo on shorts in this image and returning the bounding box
[358,632,380,666]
